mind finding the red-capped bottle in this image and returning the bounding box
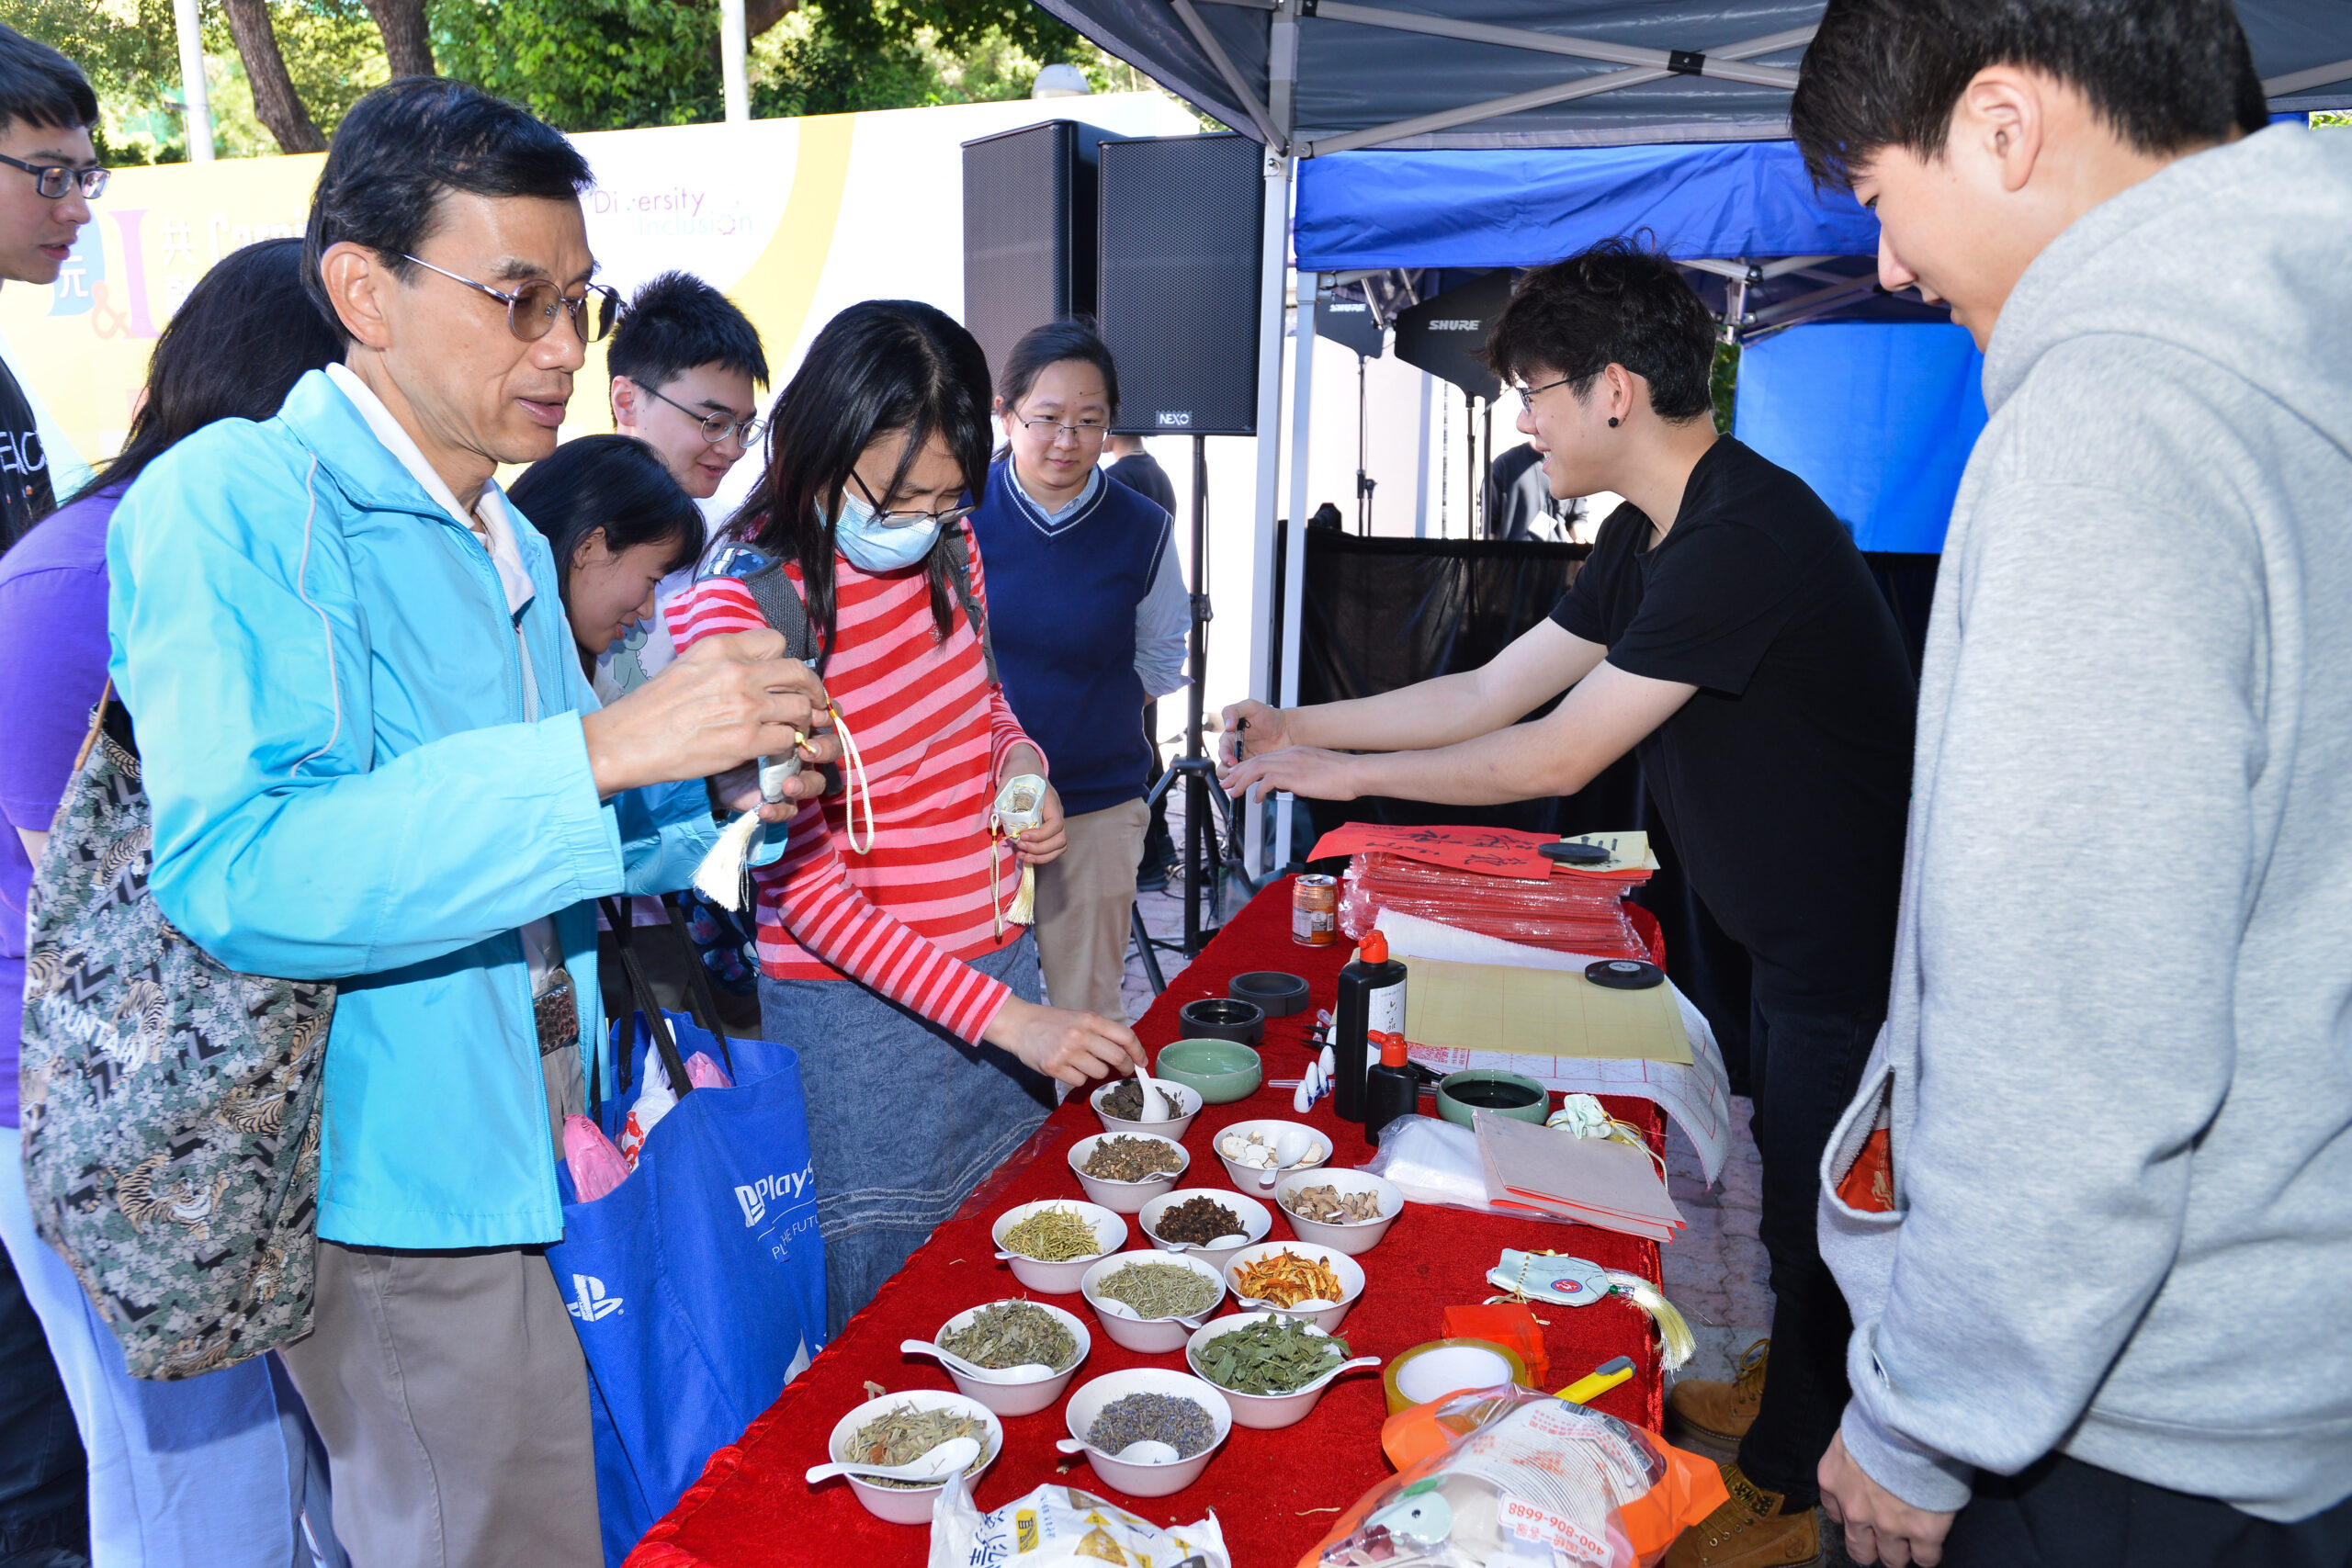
[1332,931,1407,1122]
[1363,1036,1420,1147]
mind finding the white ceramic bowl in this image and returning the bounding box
[925,1298,1091,1417]
[1068,1132,1191,1214]
[1186,1310,1376,1429]
[1272,1168,1403,1257]
[1079,1248,1229,1353]
[1137,1188,1272,1273]
[821,1389,1004,1525]
[991,1200,1128,1295]
[1061,1367,1233,1498]
[1212,1118,1331,1193]
[1220,1240,1367,1333]
[1090,1077,1204,1140]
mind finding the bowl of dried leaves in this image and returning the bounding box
[1080,1249,1231,1352]
[820,1390,1003,1524]
[922,1298,1091,1416]
[1186,1311,1382,1428]
[1090,1076,1204,1139]
[1273,1168,1403,1256]
[991,1200,1128,1294]
[1068,1132,1192,1213]
[1138,1189,1272,1272]
[1221,1241,1367,1333]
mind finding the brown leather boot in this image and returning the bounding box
[1668,1337,1769,1450]
[1659,1461,1824,1568]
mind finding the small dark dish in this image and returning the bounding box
[1178,997,1265,1045]
[1228,971,1311,1018]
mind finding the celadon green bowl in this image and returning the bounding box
[1434,1068,1552,1128]
[1153,1039,1263,1104]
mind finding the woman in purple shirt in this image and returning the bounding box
[0,237,346,1568]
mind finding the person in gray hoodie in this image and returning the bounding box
[1788,3,2352,1565]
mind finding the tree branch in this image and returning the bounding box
[362,0,436,80]
[220,0,326,153]
[747,0,802,39]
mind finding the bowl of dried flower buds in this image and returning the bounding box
[820,1390,1003,1524]
[1272,1168,1402,1256]
[1220,1241,1366,1333]
[1138,1188,1272,1272]
[1069,1132,1191,1213]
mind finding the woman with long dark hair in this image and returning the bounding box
[509,433,707,675]
[0,236,345,1567]
[968,318,1187,1025]
[671,299,1148,1333]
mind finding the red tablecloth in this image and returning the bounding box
[630,878,1668,1568]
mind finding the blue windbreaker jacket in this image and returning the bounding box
[107,369,732,1249]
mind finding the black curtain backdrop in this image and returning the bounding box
[1276,525,1938,1092]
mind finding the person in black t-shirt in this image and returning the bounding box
[1219,241,1914,1568]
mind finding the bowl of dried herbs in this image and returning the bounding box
[1069,1132,1192,1212]
[1079,1250,1230,1352]
[1187,1311,1381,1428]
[820,1391,1003,1524]
[990,1200,1128,1294]
[924,1298,1091,1416]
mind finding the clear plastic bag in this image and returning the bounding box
[1340,853,1650,959]
[1301,1385,1724,1568]
[929,1475,1229,1568]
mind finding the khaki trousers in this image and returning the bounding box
[1032,796,1151,1022]
[276,1045,598,1568]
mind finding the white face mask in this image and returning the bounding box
[832,484,940,573]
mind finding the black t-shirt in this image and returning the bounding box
[0,358,57,549]
[1105,452,1177,517]
[1551,437,1914,1012]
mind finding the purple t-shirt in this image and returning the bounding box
[0,484,119,1127]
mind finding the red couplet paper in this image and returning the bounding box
[1307,824,1564,879]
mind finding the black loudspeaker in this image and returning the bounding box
[1097,133,1264,436]
[1316,298,1385,359]
[962,120,1104,388]
[1394,269,1515,399]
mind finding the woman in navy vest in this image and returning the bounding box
[970,320,1189,1022]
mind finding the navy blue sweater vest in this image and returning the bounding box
[970,457,1172,817]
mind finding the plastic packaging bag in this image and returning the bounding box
[618,1042,679,1168]
[929,1475,1229,1568]
[1361,1115,1577,1225]
[563,1114,633,1202]
[684,1050,733,1089]
[1301,1385,1724,1568]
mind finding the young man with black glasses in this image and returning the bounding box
[1790,4,2352,1564]
[106,79,832,1564]
[1220,242,1917,1568]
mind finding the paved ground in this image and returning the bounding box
[1105,794,1777,1393]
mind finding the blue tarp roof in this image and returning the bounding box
[1295,139,1876,270]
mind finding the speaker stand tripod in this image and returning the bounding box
[1131,434,1259,994]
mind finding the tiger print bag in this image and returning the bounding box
[18,686,335,1380]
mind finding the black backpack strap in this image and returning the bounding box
[734,560,842,796]
[943,525,999,687]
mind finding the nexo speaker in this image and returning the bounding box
[962,120,1104,389]
[1097,133,1264,436]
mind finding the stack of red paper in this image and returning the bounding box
[1314,826,1652,960]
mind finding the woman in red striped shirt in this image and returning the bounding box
[670,301,1147,1334]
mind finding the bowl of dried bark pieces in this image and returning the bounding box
[1272,1169,1402,1256]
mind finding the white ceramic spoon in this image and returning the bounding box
[1130,1064,1175,1123]
[804,1435,981,1487]
[898,1338,1055,1383]
[1232,1293,1342,1314]
[1056,1436,1183,1465]
[1158,1233,1248,1253]
[993,1247,1106,1263]
[1089,1296,1213,1330]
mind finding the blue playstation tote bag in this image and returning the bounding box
[552,974,828,1564]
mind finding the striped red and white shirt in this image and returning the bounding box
[668,536,1042,1043]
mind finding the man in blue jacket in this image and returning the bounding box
[107,80,830,1565]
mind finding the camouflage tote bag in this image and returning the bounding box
[18,686,336,1380]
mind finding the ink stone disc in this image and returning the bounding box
[1541,840,1613,865]
[1585,958,1665,990]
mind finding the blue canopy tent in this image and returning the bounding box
[1293,138,1986,554]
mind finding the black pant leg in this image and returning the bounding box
[1734,991,1878,1508]
[1947,1451,2352,1568]
[0,1243,86,1563]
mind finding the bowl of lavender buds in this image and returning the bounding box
[1089,1077,1203,1140]
[1058,1368,1233,1497]
[1069,1132,1192,1213]
[820,1390,1003,1524]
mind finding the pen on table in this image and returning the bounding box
[1558,1355,1635,1404]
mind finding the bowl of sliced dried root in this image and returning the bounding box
[820,1391,1003,1524]
[1273,1168,1403,1255]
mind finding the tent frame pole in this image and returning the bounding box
[1274,273,1319,872]
[1244,144,1294,881]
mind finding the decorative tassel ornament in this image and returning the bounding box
[989,773,1047,938]
[691,704,874,913]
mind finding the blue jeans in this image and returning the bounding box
[0,1129,340,1568]
[759,933,1053,1337]
[0,1228,84,1564]
[1736,994,1879,1510]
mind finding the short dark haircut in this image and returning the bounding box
[606,271,770,390]
[0,24,97,136]
[1791,0,2258,191]
[998,317,1119,416]
[1485,243,1715,423]
[303,77,594,341]
[59,238,341,514]
[738,299,994,662]
[508,434,706,665]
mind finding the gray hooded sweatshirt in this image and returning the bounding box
[1817,123,2352,1522]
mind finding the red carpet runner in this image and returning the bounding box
[630,878,1668,1568]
